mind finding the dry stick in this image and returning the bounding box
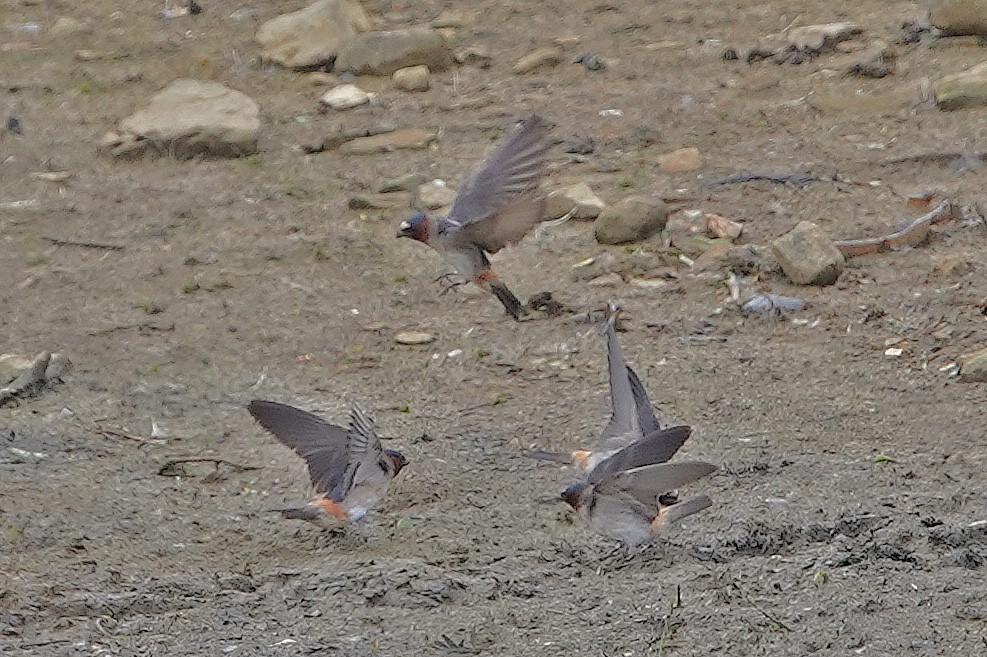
[157,457,260,476]
[43,236,124,250]
[833,199,954,257]
[730,583,793,631]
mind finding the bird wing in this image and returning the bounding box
[587,425,692,485]
[247,400,349,495]
[658,495,713,528]
[587,491,656,547]
[446,115,550,249]
[626,364,661,435]
[595,307,643,454]
[602,461,716,506]
[329,403,384,503]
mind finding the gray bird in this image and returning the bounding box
[396,115,551,320]
[248,400,408,526]
[560,446,715,547]
[525,304,681,471]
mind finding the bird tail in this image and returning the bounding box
[490,280,524,320]
[652,495,713,534]
[277,507,324,522]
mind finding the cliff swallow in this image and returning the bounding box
[248,400,408,527]
[397,115,551,319]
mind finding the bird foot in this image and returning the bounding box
[434,273,468,295]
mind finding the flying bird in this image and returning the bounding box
[525,304,680,471]
[396,115,551,320]
[248,400,408,527]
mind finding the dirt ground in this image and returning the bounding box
[2,0,987,655]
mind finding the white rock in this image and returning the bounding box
[256,0,371,69]
[544,182,606,220]
[319,84,369,110]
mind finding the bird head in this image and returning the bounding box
[396,212,428,242]
[385,449,409,475]
[561,483,590,510]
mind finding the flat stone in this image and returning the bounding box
[395,330,435,345]
[808,79,930,115]
[393,65,430,92]
[771,221,845,286]
[594,195,670,245]
[959,346,987,382]
[306,72,341,86]
[705,213,743,240]
[787,22,863,52]
[544,182,606,220]
[48,16,92,38]
[101,79,260,159]
[348,194,399,210]
[256,0,371,69]
[335,26,453,75]
[413,180,456,210]
[338,128,437,154]
[455,47,492,68]
[657,147,702,173]
[935,61,987,110]
[932,1,987,36]
[319,84,369,110]
[513,47,563,74]
[374,173,427,193]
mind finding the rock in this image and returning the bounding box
[256,0,371,69]
[0,352,68,404]
[101,79,260,159]
[413,180,456,210]
[374,173,427,193]
[705,213,743,240]
[808,79,930,115]
[843,41,896,78]
[395,331,435,345]
[959,346,987,382]
[544,182,606,220]
[513,47,564,74]
[306,72,341,86]
[935,61,987,110]
[594,196,670,245]
[657,147,702,173]
[48,16,92,38]
[691,240,734,271]
[338,128,437,155]
[455,47,493,68]
[319,84,369,110]
[787,22,863,52]
[587,272,624,287]
[932,1,987,36]
[335,27,453,75]
[393,65,430,92]
[348,194,400,210]
[771,221,845,286]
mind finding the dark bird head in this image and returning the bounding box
[561,483,590,510]
[385,449,409,475]
[396,212,428,242]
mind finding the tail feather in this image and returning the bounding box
[490,281,524,320]
[279,507,323,521]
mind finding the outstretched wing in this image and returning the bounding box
[329,403,385,503]
[603,461,716,507]
[595,307,643,454]
[247,400,349,495]
[587,425,692,485]
[447,116,551,252]
[626,365,661,435]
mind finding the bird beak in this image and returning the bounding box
[396,220,413,238]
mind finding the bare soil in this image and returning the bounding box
[2,1,986,655]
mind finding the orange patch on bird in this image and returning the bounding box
[649,507,670,534]
[314,498,348,521]
[475,269,501,285]
[572,450,591,470]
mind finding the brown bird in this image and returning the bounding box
[248,400,408,527]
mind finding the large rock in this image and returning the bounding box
[256,0,371,69]
[959,345,987,382]
[544,183,606,220]
[935,61,987,110]
[932,1,987,36]
[335,26,453,75]
[338,128,437,154]
[101,79,260,159]
[771,221,845,286]
[594,196,670,245]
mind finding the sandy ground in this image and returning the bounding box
[2,1,986,655]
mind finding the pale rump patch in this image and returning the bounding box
[572,450,591,470]
[649,506,670,534]
[314,498,349,521]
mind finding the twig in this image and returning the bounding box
[702,171,846,190]
[730,582,792,631]
[833,200,954,257]
[157,457,260,477]
[93,427,166,445]
[43,236,124,250]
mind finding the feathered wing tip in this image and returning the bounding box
[490,280,524,320]
[602,300,620,334]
